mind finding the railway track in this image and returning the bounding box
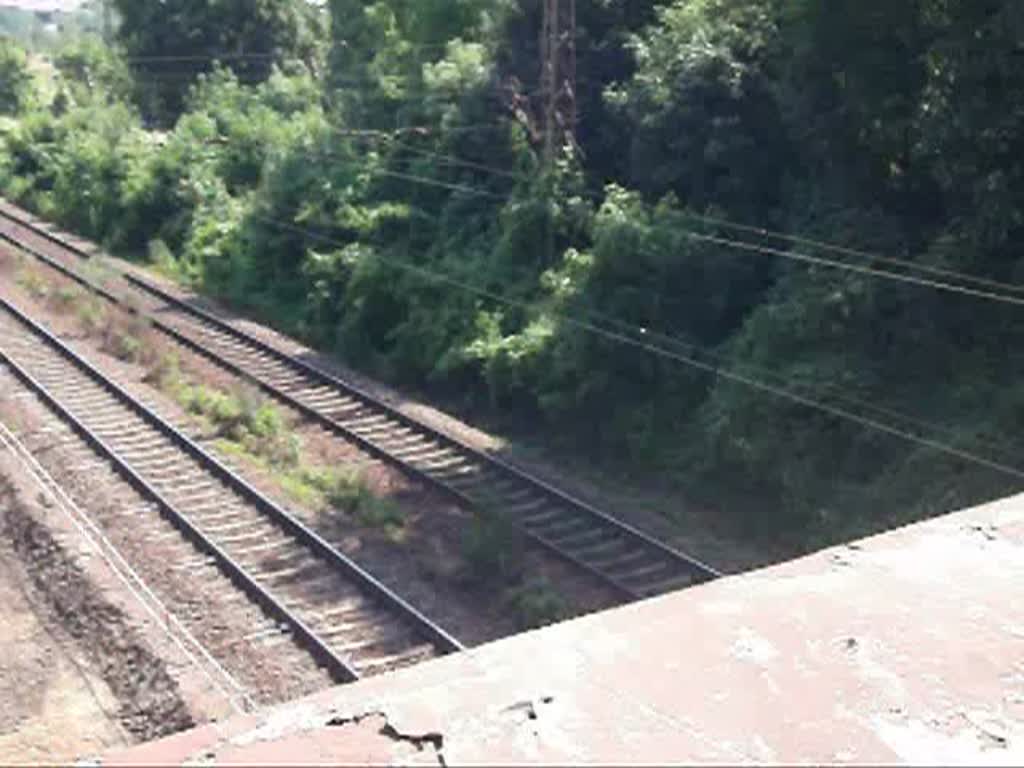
[0,200,721,599]
[0,292,462,689]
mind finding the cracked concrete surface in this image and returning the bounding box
[103,492,1024,765]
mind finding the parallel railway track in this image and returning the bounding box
[0,200,721,599]
[0,292,462,689]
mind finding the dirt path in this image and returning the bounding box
[2,201,767,573]
[0,242,620,636]
[0,435,243,760]
[0,495,129,763]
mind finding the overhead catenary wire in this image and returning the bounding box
[667,225,1024,308]
[366,168,508,199]
[375,137,529,181]
[589,310,1024,464]
[230,133,1024,306]
[239,143,516,201]
[118,40,460,65]
[288,120,1024,305]
[250,213,1024,483]
[667,208,1024,298]
[213,139,1024,460]
[255,137,1024,307]
[279,194,1024,463]
[63,46,1024,467]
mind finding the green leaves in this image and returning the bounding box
[113,0,325,123]
[0,41,32,116]
[3,0,1024,549]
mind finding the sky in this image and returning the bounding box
[0,0,85,12]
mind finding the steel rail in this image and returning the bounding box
[0,220,657,599]
[0,418,256,714]
[0,314,356,683]
[0,293,464,661]
[128,272,723,588]
[0,202,722,595]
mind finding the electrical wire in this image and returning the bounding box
[668,225,1024,308]
[368,168,508,199]
[235,149,1024,460]
[58,45,1024,464]
[116,40,457,65]
[241,142,515,201]
[668,208,1024,298]
[249,213,1024,482]
[216,139,1024,461]
[217,118,1024,309]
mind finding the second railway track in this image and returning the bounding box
[0,291,462,691]
[0,199,721,600]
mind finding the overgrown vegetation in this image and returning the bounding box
[458,508,566,629]
[3,0,1023,552]
[181,380,404,531]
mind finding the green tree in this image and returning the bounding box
[0,39,32,116]
[112,0,325,122]
[54,39,134,108]
[607,0,790,217]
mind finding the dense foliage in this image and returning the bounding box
[0,43,32,116]
[3,0,1023,548]
[112,0,326,122]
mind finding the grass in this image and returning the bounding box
[148,238,186,282]
[12,264,164,369]
[456,505,571,629]
[12,260,414,549]
[459,507,525,585]
[73,293,107,335]
[504,579,567,630]
[16,263,50,299]
[186,381,405,533]
[16,264,408,538]
[215,436,405,532]
[179,382,301,465]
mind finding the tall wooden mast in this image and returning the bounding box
[540,0,577,166]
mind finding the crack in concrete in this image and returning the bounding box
[327,710,447,767]
[501,695,554,724]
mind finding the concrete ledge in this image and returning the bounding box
[103,494,1024,765]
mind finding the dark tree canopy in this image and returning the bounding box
[4,0,1024,546]
[0,41,31,116]
[113,0,324,122]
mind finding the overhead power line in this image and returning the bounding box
[189,120,1024,309]
[250,213,1024,484]
[231,143,513,200]
[671,226,1024,308]
[671,209,1024,298]
[230,143,1024,461]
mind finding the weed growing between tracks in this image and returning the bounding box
[4,260,579,633]
[459,508,567,629]
[15,260,49,299]
[172,377,407,539]
[9,259,408,538]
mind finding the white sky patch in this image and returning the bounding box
[0,0,85,12]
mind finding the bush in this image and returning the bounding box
[459,508,525,586]
[0,41,31,116]
[504,580,566,630]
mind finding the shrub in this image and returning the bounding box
[99,310,153,364]
[0,42,32,116]
[306,467,404,530]
[505,580,567,630]
[459,507,525,586]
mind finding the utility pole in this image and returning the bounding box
[101,0,112,44]
[540,0,577,167]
